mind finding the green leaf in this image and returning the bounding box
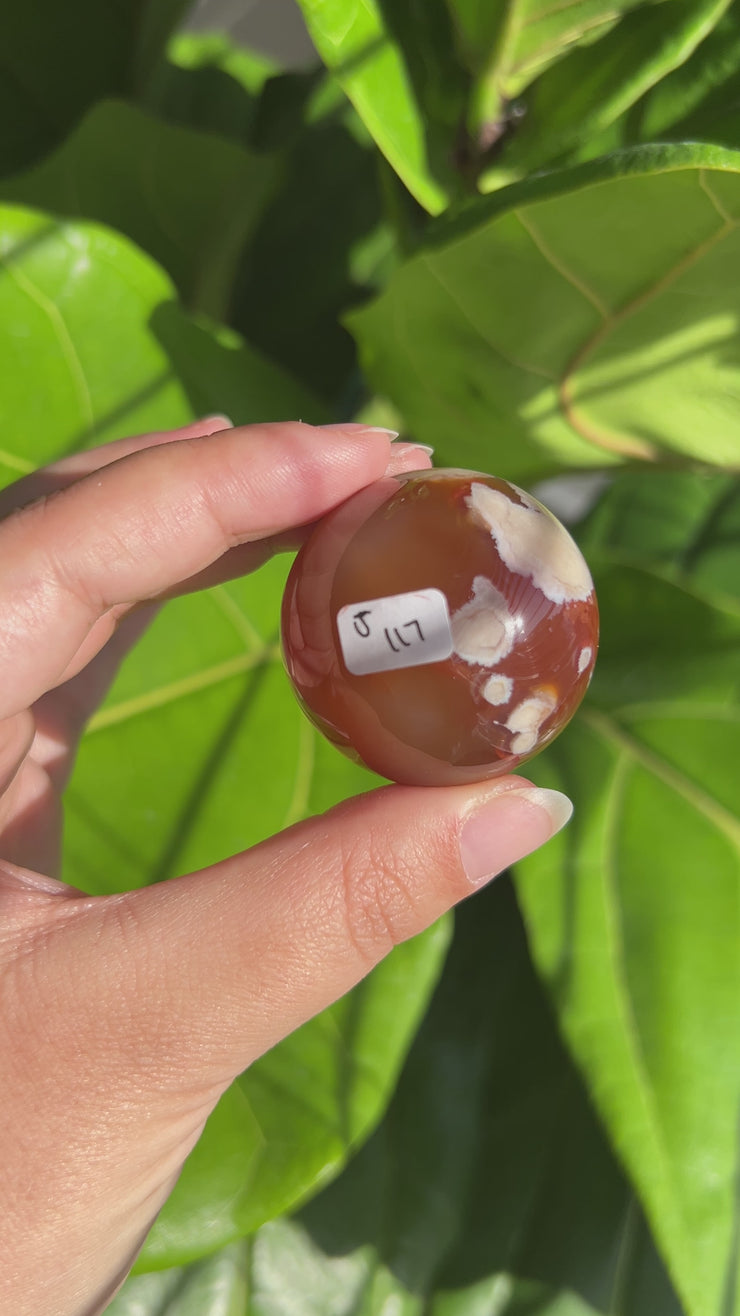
[573,7,740,160]
[71,562,450,1267]
[349,143,740,481]
[111,883,684,1313]
[141,921,450,1268]
[0,0,189,178]
[0,206,190,478]
[133,0,196,92]
[0,100,277,321]
[107,1241,249,1315]
[448,0,658,138]
[0,202,449,1267]
[515,479,740,1314]
[294,0,463,213]
[637,6,740,148]
[0,206,322,487]
[480,0,732,187]
[579,468,740,602]
[231,71,397,404]
[141,31,279,146]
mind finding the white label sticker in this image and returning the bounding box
[337,588,453,675]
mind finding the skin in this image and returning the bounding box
[0,419,567,1316]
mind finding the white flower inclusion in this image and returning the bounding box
[481,673,514,707]
[451,576,518,667]
[506,690,558,755]
[465,482,594,604]
[578,646,593,674]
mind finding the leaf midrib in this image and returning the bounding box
[598,750,690,1264]
[583,705,740,847]
[87,646,279,734]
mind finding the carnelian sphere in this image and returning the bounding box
[281,468,598,786]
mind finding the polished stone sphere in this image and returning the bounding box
[281,468,598,786]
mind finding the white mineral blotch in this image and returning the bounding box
[451,576,517,666]
[466,482,593,604]
[578,646,593,674]
[481,673,513,706]
[506,691,558,755]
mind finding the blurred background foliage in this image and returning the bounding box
[0,2,738,1313]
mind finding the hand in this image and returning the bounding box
[0,419,572,1316]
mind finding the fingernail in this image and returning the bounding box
[386,442,435,473]
[393,442,434,459]
[202,414,234,428]
[459,786,573,888]
[323,423,399,440]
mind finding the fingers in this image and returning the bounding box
[51,778,573,1091]
[0,777,570,1313]
[0,415,234,518]
[0,421,408,720]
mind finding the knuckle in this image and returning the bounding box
[0,711,35,793]
[336,832,424,970]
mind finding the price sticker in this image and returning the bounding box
[336,588,453,675]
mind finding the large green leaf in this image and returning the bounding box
[579,468,740,601]
[349,143,740,482]
[572,7,740,161]
[0,206,190,478]
[111,882,684,1312]
[0,100,276,321]
[0,0,190,178]
[0,203,449,1267]
[232,71,396,405]
[71,563,451,1266]
[448,0,663,143]
[295,0,464,213]
[0,206,322,487]
[515,473,740,1315]
[480,0,731,187]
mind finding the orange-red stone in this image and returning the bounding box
[281,469,599,786]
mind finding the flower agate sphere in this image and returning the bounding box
[281,469,598,786]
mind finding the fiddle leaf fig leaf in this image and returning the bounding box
[566,7,740,162]
[0,100,277,322]
[294,0,464,212]
[0,203,450,1268]
[479,0,732,186]
[0,206,322,486]
[515,471,740,1316]
[349,143,740,480]
[0,0,190,177]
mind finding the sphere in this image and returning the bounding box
[281,468,598,786]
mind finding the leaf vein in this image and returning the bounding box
[422,254,559,381]
[584,706,740,847]
[560,178,736,458]
[3,257,94,433]
[600,751,686,1242]
[87,647,278,734]
[281,717,316,828]
[515,208,610,317]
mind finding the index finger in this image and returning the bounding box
[0,421,397,720]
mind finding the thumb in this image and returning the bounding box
[65,777,573,1088]
[2,778,572,1316]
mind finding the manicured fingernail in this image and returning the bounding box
[202,414,234,428]
[323,423,399,439]
[459,786,573,887]
[386,442,435,473]
[393,442,434,459]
